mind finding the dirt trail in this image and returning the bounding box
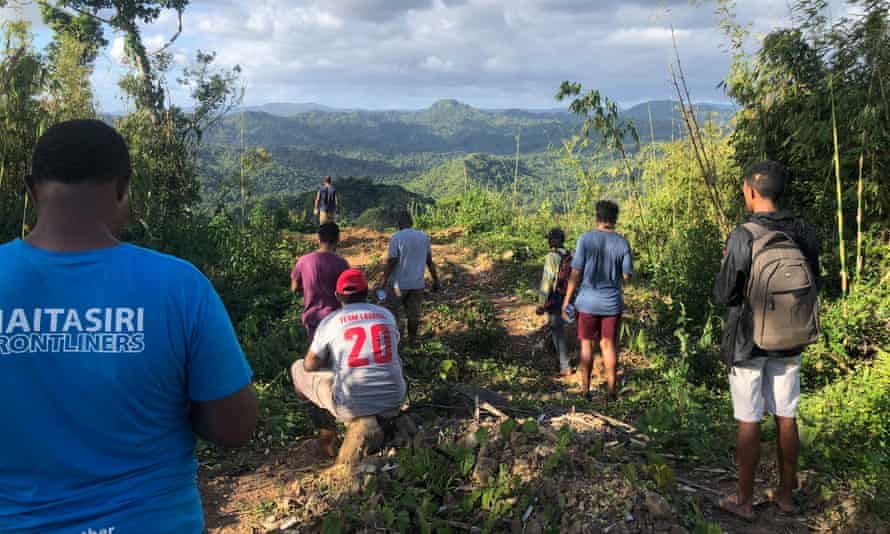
[201,227,816,533]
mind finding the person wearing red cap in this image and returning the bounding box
[290,268,406,456]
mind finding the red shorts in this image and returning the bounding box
[577,313,621,342]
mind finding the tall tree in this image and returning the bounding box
[38,0,188,122]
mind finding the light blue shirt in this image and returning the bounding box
[0,240,252,533]
[387,228,431,291]
[571,230,633,316]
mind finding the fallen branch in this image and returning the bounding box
[676,477,722,496]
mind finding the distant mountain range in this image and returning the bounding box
[204,98,734,156]
[198,98,736,210]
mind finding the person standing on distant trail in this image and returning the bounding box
[314,176,339,224]
[291,269,406,458]
[291,222,350,342]
[378,211,440,347]
[536,228,573,377]
[0,119,257,533]
[715,161,820,521]
[562,200,633,402]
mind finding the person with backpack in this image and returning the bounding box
[715,161,820,521]
[536,228,573,376]
[562,201,633,402]
[314,176,339,224]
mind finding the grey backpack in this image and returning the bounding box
[744,222,819,351]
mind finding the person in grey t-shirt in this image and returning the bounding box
[378,212,440,346]
[562,200,633,402]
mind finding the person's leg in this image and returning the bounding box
[766,356,802,512]
[732,420,761,513]
[549,313,570,374]
[290,360,340,457]
[773,416,799,511]
[404,290,423,346]
[576,313,598,395]
[723,358,767,519]
[599,315,621,398]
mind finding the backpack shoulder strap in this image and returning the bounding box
[742,221,770,240]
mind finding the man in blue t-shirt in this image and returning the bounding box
[0,120,257,533]
[562,200,633,402]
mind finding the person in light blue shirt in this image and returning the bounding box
[562,200,633,402]
[0,119,258,534]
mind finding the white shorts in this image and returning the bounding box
[290,360,343,421]
[730,356,802,423]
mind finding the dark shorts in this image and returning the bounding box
[577,313,621,342]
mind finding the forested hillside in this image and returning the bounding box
[198,99,733,206]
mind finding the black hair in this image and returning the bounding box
[547,227,565,244]
[319,222,340,244]
[31,119,131,184]
[339,291,368,304]
[744,160,788,201]
[323,176,332,184]
[595,200,619,225]
[397,211,413,228]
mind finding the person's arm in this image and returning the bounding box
[426,248,440,292]
[562,237,585,319]
[379,237,398,288]
[714,228,750,307]
[623,244,633,282]
[303,349,326,372]
[538,253,557,309]
[314,191,320,213]
[191,385,258,447]
[561,269,582,321]
[334,191,340,213]
[290,259,302,294]
[187,277,257,448]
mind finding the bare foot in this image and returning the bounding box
[766,489,796,515]
[719,494,756,522]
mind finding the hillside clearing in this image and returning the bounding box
[198,227,860,534]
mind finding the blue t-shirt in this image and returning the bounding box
[571,230,633,316]
[0,240,253,534]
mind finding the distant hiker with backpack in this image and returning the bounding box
[536,228,573,376]
[314,176,339,224]
[715,161,820,521]
[562,201,633,402]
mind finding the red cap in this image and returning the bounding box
[336,268,368,296]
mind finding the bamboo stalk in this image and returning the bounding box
[856,131,865,284]
[829,76,848,315]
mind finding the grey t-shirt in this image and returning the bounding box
[571,230,633,316]
[310,303,406,419]
[387,228,431,291]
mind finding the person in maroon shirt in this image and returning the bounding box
[291,223,350,342]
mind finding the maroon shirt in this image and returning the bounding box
[291,251,349,332]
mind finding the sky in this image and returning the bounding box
[0,0,855,112]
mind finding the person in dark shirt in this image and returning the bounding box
[715,161,820,520]
[314,176,339,224]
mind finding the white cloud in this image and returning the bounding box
[64,0,858,111]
